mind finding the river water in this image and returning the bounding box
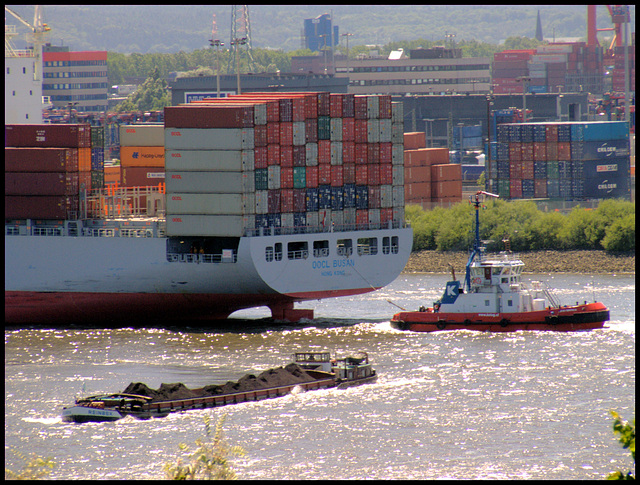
[5,273,635,480]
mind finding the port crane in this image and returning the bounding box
[4,5,50,81]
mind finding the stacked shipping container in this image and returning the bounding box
[404,132,462,208]
[119,125,165,188]
[5,124,95,219]
[490,121,631,200]
[163,92,405,237]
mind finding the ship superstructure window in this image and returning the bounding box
[313,240,329,257]
[336,239,352,257]
[382,237,390,254]
[265,246,274,262]
[288,241,309,260]
[357,237,378,256]
[274,243,283,261]
[391,236,399,254]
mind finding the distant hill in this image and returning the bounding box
[6,5,635,54]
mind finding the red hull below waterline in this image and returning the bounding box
[391,302,610,333]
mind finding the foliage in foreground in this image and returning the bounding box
[406,198,635,253]
[5,448,55,480]
[164,414,245,480]
[607,411,635,480]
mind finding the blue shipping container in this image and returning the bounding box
[580,157,630,180]
[570,139,630,161]
[355,185,369,209]
[318,185,332,209]
[306,187,319,212]
[582,173,630,199]
[534,160,547,179]
[547,179,560,198]
[532,124,546,142]
[572,121,629,142]
[343,183,356,208]
[331,186,344,210]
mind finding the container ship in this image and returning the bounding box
[5,93,412,324]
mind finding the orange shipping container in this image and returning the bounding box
[404,166,431,183]
[120,146,165,168]
[431,180,462,198]
[405,182,431,200]
[404,148,449,167]
[404,132,426,150]
[431,163,462,182]
[79,147,91,172]
[104,166,121,185]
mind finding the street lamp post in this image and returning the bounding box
[209,39,224,98]
[341,32,353,80]
[230,37,247,94]
[517,76,531,122]
[486,94,494,192]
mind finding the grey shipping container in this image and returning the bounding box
[166,193,252,215]
[120,125,165,147]
[164,128,254,150]
[165,171,254,194]
[166,214,249,237]
[165,149,254,172]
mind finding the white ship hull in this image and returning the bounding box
[5,225,412,324]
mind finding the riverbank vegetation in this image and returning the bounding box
[406,198,635,254]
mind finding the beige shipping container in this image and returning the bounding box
[165,171,254,194]
[166,214,249,237]
[120,146,165,168]
[166,193,255,215]
[120,125,165,147]
[164,128,254,150]
[165,149,254,172]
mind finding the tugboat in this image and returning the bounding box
[391,191,610,332]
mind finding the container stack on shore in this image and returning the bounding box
[163,92,405,237]
[119,125,165,188]
[404,132,462,209]
[5,124,93,219]
[489,120,631,200]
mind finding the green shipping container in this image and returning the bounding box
[546,160,559,179]
[497,179,510,198]
[91,170,104,189]
[255,168,269,190]
[293,166,306,189]
[317,116,331,140]
[91,126,105,148]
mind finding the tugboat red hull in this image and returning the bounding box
[391,302,609,333]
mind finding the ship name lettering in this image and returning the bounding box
[171,153,181,157]
[126,128,136,133]
[333,259,354,268]
[171,174,182,179]
[172,217,182,222]
[312,260,331,269]
[171,196,182,201]
[171,131,182,136]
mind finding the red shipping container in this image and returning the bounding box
[342,117,355,141]
[78,171,91,190]
[355,165,368,185]
[508,142,522,161]
[369,143,380,164]
[319,164,332,185]
[343,164,356,184]
[5,147,78,172]
[354,96,368,120]
[305,118,318,143]
[268,144,281,166]
[432,180,462,198]
[280,122,293,146]
[331,166,344,187]
[164,106,254,128]
[318,140,331,164]
[293,188,306,212]
[378,95,392,119]
[557,142,571,160]
[254,125,267,147]
[279,98,293,122]
[291,97,306,122]
[368,185,381,208]
[317,92,330,117]
[509,161,523,179]
[5,195,79,219]
[533,142,547,161]
[268,190,281,213]
[546,142,558,160]
[281,167,294,188]
[267,122,280,144]
[522,161,535,179]
[5,124,91,148]
[329,94,343,118]
[254,146,268,169]
[493,50,535,61]
[521,142,534,161]
[379,142,392,163]
[342,141,355,164]
[534,179,547,198]
[306,166,319,188]
[121,167,165,187]
[380,207,393,225]
[281,188,294,212]
[404,132,426,150]
[5,171,78,196]
[368,163,380,185]
[431,163,462,182]
[355,143,368,165]
[293,145,306,167]
[380,164,393,185]
[281,145,293,167]
[356,209,368,225]
[355,119,368,142]
[509,179,522,199]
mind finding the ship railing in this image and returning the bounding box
[32,227,64,237]
[287,249,309,260]
[246,220,409,237]
[166,252,237,264]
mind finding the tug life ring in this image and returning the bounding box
[433,303,441,313]
[499,319,510,327]
[436,321,447,330]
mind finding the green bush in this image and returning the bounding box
[602,213,635,253]
[606,410,635,480]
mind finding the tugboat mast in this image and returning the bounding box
[464,190,499,292]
